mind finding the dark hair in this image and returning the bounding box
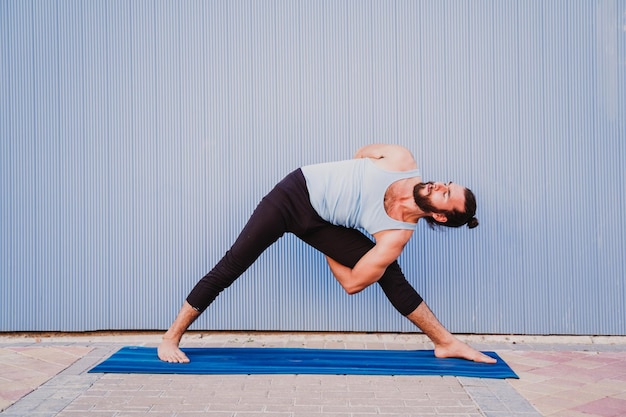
[423,187,479,229]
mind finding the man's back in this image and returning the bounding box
[301,158,420,235]
[354,144,418,172]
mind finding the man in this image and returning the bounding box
[158,144,496,364]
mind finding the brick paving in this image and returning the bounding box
[500,350,626,417]
[0,345,94,412]
[1,332,625,417]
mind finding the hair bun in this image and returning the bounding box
[467,217,479,229]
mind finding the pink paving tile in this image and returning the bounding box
[522,351,591,363]
[565,359,614,370]
[553,393,607,411]
[574,397,626,417]
[0,346,93,412]
[0,387,34,402]
[514,380,569,396]
[612,373,626,382]
[508,351,626,417]
[604,362,626,373]
[530,395,575,415]
[539,376,588,390]
[577,365,626,382]
[550,410,603,417]
[507,362,537,372]
[533,364,616,383]
[583,380,626,397]
[0,400,11,413]
[7,346,92,366]
[575,355,624,365]
[0,364,50,380]
[530,363,591,378]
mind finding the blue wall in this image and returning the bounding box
[1,0,624,334]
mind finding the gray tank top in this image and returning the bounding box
[301,158,421,235]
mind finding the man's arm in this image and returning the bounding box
[354,144,417,171]
[325,230,411,294]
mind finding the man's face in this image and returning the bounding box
[414,182,467,215]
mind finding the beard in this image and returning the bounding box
[413,182,440,213]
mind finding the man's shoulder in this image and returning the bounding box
[373,228,414,248]
[365,145,417,171]
[372,154,418,172]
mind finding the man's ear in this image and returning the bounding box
[432,213,448,223]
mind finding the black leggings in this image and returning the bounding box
[186,169,423,316]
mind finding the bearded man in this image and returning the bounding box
[158,144,495,365]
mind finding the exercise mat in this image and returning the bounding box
[89,346,518,379]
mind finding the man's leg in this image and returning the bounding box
[158,301,201,363]
[299,223,495,363]
[159,189,292,362]
[159,169,317,363]
[407,302,496,363]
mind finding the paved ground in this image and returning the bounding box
[1,332,625,417]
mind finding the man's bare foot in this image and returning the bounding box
[434,339,497,364]
[158,338,190,363]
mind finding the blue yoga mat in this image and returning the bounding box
[89,346,518,379]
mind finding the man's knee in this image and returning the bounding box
[377,265,423,316]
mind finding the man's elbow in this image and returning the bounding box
[343,284,365,295]
[340,273,381,294]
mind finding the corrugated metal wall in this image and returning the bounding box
[1,0,624,334]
